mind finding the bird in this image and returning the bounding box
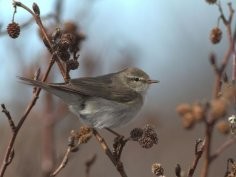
[18,67,158,129]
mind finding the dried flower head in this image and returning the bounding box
[176,103,192,116]
[58,51,70,61]
[76,126,93,144]
[210,27,222,44]
[7,22,20,39]
[130,128,143,141]
[151,162,164,176]
[138,136,154,149]
[216,120,230,135]
[205,0,217,4]
[192,103,205,121]
[143,124,158,144]
[211,98,228,120]
[182,112,195,129]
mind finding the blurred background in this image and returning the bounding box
[0,0,235,177]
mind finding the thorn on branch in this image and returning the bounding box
[1,104,16,132]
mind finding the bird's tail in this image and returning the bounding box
[18,77,79,104]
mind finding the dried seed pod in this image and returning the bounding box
[58,51,70,62]
[151,162,164,176]
[143,124,158,144]
[182,112,195,129]
[138,136,154,149]
[211,98,228,120]
[176,103,192,116]
[130,128,143,141]
[205,0,217,4]
[217,120,230,135]
[192,103,205,121]
[66,60,79,70]
[7,22,20,38]
[64,21,78,33]
[210,27,222,44]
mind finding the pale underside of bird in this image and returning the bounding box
[19,67,158,128]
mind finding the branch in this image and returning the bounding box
[92,129,128,177]
[13,1,69,81]
[210,136,236,162]
[187,139,205,177]
[0,57,55,177]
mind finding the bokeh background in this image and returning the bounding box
[0,0,235,177]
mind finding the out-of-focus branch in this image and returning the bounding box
[201,3,235,177]
[210,136,236,162]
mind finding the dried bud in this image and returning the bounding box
[210,27,222,44]
[209,53,216,65]
[182,112,195,129]
[7,22,20,38]
[217,121,230,135]
[32,3,40,16]
[130,128,143,141]
[66,60,79,70]
[151,162,164,176]
[205,0,217,4]
[192,103,205,121]
[175,164,181,177]
[176,103,192,116]
[211,98,228,120]
[138,137,154,149]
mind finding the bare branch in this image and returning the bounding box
[1,104,16,132]
[187,139,205,177]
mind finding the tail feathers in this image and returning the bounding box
[18,76,79,104]
[18,76,50,91]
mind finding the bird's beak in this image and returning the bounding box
[147,79,159,84]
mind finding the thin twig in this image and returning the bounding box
[210,136,236,162]
[50,146,72,176]
[92,129,128,177]
[1,104,16,132]
[187,139,205,177]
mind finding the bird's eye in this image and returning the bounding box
[133,77,140,81]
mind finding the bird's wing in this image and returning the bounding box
[50,74,139,103]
